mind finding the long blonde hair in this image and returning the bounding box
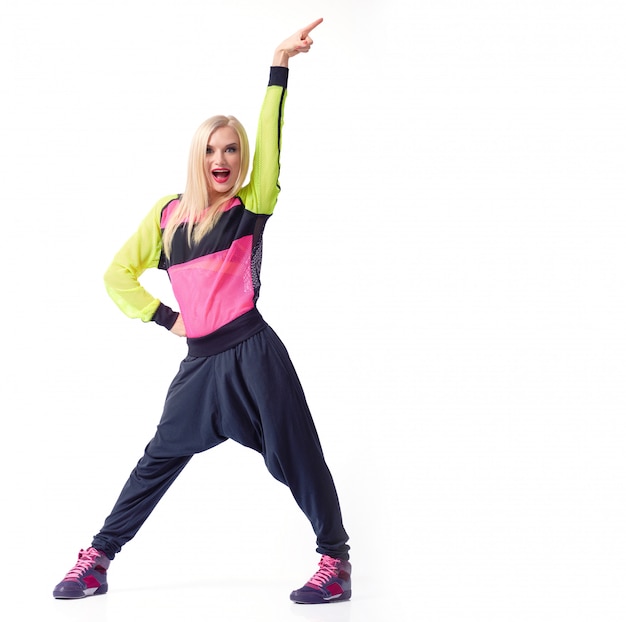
[162,115,250,257]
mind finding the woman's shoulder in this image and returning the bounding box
[155,193,182,209]
[155,193,182,227]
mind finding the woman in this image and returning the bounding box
[52,18,351,605]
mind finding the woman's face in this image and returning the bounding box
[205,126,241,200]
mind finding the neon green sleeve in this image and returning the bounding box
[103,194,178,321]
[239,67,288,215]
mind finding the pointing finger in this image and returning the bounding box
[301,17,323,38]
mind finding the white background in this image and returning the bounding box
[1,1,625,620]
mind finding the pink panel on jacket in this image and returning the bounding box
[167,235,255,338]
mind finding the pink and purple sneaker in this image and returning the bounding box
[290,555,352,604]
[53,547,110,599]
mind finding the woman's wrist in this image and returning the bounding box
[272,49,290,67]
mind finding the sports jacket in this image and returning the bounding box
[103,66,288,356]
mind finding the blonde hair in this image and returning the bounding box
[162,115,250,257]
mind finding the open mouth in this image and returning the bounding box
[212,169,231,183]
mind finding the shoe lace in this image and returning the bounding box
[307,555,340,588]
[63,548,101,581]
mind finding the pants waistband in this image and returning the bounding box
[186,308,267,357]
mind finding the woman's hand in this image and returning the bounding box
[170,313,187,337]
[273,18,323,67]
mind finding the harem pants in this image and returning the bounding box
[91,323,350,561]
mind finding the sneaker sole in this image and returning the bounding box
[291,589,351,604]
[53,584,108,599]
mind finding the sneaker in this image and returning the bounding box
[290,555,352,604]
[53,547,110,599]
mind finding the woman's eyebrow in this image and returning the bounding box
[206,142,238,151]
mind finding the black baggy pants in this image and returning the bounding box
[91,324,350,561]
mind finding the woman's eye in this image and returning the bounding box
[206,147,213,154]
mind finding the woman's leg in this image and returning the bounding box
[216,327,350,560]
[92,354,228,559]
